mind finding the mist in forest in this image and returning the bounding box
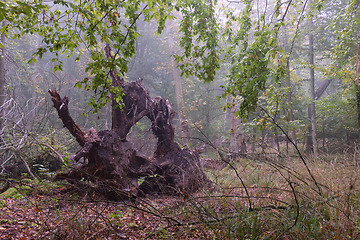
[0,0,357,200]
[1,0,360,238]
[1,0,357,162]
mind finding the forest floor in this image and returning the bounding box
[1,155,360,239]
[0,193,214,239]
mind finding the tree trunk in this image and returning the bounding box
[315,79,332,100]
[308,16,318,159]
[49,47,210,200]
[356,39,360,136]
[305,79,332,154]
[167,23,190,145]
[230,98,237,153]
[285,23,295,151]
[0,22,6,132]
[229,97,247,159]
[171,59,190,144]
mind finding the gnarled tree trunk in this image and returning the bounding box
[49,73,210,201]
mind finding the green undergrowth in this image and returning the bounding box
[0,178,64,199]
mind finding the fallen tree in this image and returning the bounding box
[49,74,210,201]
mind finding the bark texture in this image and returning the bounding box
[49,80,210,201]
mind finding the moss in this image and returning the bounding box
[1,186,32,199]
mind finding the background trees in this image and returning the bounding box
[1,0,360,239]
[0,0,358,174]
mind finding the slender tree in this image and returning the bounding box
[0,21,6,133]
[309,15,318,158]
[167,21,190,144]
[356,33,360,135]
[229,97,237,153]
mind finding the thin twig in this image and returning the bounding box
[261,107,322,195]
[193,122,253,210]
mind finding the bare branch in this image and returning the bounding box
[48,89,86,146]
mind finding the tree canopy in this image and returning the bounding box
[1,0,359,118]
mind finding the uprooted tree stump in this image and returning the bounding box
[48,78,211,201]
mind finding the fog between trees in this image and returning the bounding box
[0,0,358,194]
[0,0,359,239]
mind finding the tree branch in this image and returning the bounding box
[48,89,86,146]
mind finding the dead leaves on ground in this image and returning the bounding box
[0,193,214,240]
